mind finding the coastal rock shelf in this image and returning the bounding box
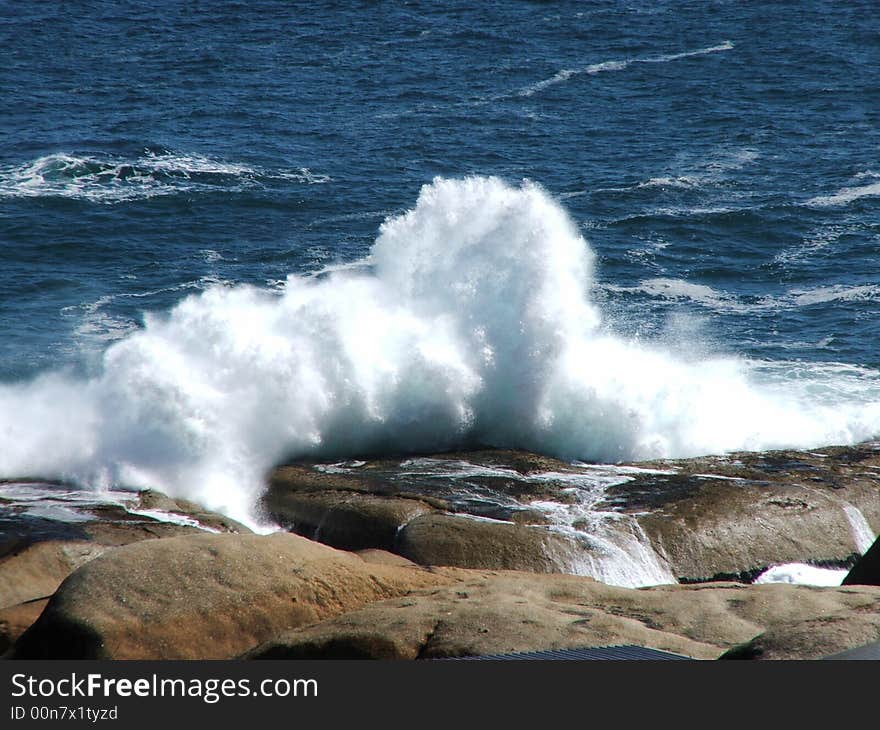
[10,533,448,660]
[2,442,880,660]
[264,442,880,585]
[245,570,880,661]
[6,530,880,661]
[0,483,249,652]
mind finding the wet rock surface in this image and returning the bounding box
[0,480,250,557]
[397,513,583,573]
[265,443,880,583]
[265,489,433,552]
[267,449,585,506]
[605,445,880,581]
[3,442,880,661]
[0,480,252,644]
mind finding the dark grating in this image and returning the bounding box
[443,645,693,661]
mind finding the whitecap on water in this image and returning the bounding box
[0,151,330,204]
[806,172,880,208]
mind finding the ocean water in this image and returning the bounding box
[2,1,880,525]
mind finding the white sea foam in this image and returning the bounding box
[124,508,222,533]
[609,278,880,315]
[62,281,224,352]
[66,295,141,345]
[528,467,679,587]
[806,172,880,208]
[562,146,757,201]
[789,284,880,306]
[650,42,736,63]
[0,151,329,204]
[754,563,847,587]
[773,224,856,265]
[1,176,880,527]
[636,176,700,190]
[519,41,733,97]
[615,277,752,313]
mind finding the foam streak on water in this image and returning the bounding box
[519,41,733,97]
[1,177,879,526]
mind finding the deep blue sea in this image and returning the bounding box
[2,0,879,522]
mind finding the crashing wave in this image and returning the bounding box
[1,176,879,525]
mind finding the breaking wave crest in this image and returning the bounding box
[0,150,329,203]
[1,176,879,525]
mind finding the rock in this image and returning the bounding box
[720,611,880,660]
[585,444,880,581]
[842,535,880,586]
[355,549,420,568]
[0,483,257,651]
[267,449,581,504]
[264,490,433,551]
[0,482,249,559]
[0,599,48,655]
[266,444,880,584]
[0,482,253,614]
[610,463,878,582]
[397,513,583,573]
[133,490,252,534]
[624,479,863,582]
[77,519,206,547]
[823,639,880,659]
[245,571,880,661]
[10,532,451,660]
[267,463,448,509]
[0,505,234,617]
[0,541,106,610]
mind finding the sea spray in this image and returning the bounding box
[1,176,880,526]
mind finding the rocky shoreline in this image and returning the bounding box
[2,442,880,660]
[264,442,880,583]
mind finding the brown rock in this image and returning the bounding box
[0,482,254,616]
[397,513,583,573]
[631,481,861,582]
[267,445,880,584]
[78,519,205,547]
[720,612,880,660]
[246,571,880,661]
[264,490,432,551]
[10,532,451,660]
[599,445,880,581]
[133,490,253,534]
[355,549,420,568]
[0,599,48,654]
[267,449,581,504]
[0,541,104,610]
